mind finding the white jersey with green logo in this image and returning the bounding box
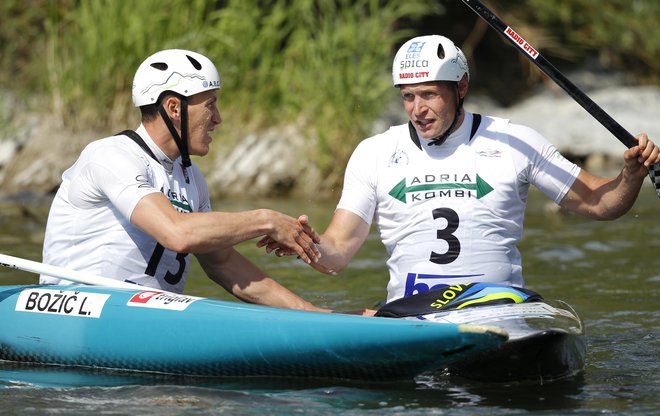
[337,112,580,302]
[40,124,210,293]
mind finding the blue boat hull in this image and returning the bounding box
[0,285,506,381]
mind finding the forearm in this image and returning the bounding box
[131,194,317,257]
[310,237,353,275]
[312,210,371,273]
[560,168,644,220]
[235,277,329,311]
[171,209,281,252]
[260,209,371,273]
[597,170,645,219]
[198,249,330,312]
[560,133,658,219]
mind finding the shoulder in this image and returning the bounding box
[352,124,409,155]
[361,124,408,144]
[74,135,154,184]
[345,124,408,168]
[474,115,555,153]
[80,135,142,161]
[479,115,545,141]
[188,161,208,187]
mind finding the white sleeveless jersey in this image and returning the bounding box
[40,124,211,293]
[337,112,580,302]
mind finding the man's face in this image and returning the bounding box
[400,81,459,140]
[186,89,221,157]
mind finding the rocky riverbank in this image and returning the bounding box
[1,80,658,199]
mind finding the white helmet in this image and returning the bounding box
[132,49,221,107]
[392,35,469,86]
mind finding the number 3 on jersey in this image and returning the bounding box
[430,207,460,264]
[145,243,188,285]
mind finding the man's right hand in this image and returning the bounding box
[263,212,320,264]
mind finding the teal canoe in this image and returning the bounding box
[0,285,506,381]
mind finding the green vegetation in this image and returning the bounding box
[472,0,659,89]
[1,0,436,188]
[523,0,659,80]
[1,0,657,191]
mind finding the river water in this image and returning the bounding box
[0,187,658,415]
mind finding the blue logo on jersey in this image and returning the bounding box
[404,272,484,297]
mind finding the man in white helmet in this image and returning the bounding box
[259,35,659,311]
[41,49,329,312]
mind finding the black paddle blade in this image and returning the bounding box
[649,164,660,198]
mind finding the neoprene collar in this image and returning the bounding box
[408,113,482,151]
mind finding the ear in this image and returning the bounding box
[458,74,469,99]
[163,96,181,120]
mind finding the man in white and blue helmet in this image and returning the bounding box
[41,49,330,312]
[259,35,659,313]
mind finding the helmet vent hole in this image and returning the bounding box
[186,55,202,70]
[437,44,445,60]
[150,62,168,71]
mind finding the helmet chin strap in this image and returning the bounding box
[427,83,463,147]
[157,95,192,168]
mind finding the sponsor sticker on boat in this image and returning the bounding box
[411,302,577,324]
[15,288,110,318]
[127,291,201,311]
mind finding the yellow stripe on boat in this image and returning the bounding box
[456,293,525,309]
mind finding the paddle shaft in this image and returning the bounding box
[0,253,140,290]
[460,0,660,197]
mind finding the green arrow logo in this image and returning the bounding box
[388,175,494,203]
[170,199,192,213]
